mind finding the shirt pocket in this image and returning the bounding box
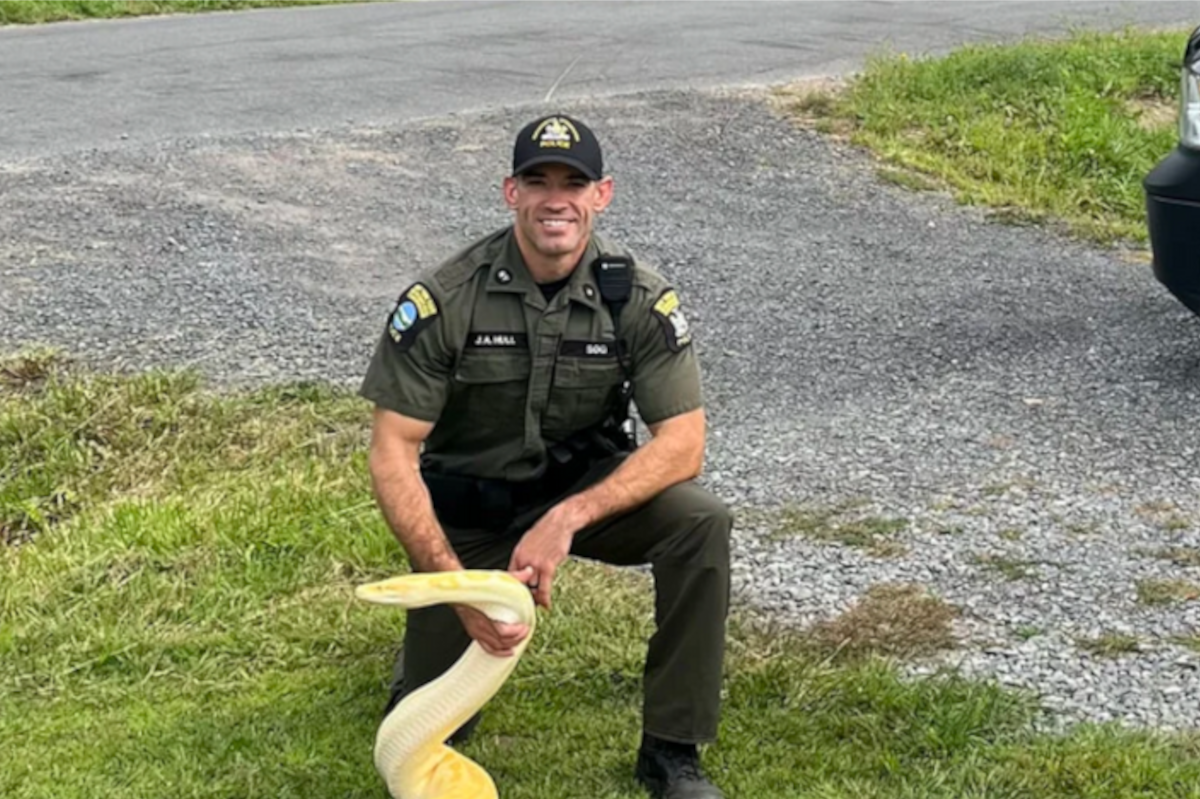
[451,352,531,442]
[543,358,623,437]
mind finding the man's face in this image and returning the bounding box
[503,163,614,262]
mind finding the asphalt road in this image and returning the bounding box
[1,1,1198,161]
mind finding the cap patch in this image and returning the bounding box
[651,288,692,353]
[513,113,602,180]
[387,283,439,351]
[533,117,580,150]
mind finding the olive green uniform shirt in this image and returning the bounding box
[359,226,702,482]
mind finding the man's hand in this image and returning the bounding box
[507,507,579,609]
[453,566,537,656]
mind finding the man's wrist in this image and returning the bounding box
[407,544,461,573]
[556,490,605,533]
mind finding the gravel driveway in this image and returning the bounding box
[4,87,1200,731]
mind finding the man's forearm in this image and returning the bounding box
[555,419,703,533]
[369,449,461,573]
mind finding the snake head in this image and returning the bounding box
[354,571,535,622]
[354,576,417,605]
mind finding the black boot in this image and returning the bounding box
[634,734,725,799]
[384,648,481,745]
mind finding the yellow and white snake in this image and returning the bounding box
[356,570,537,799]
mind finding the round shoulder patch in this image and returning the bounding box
[650,288,691,353]
[387,283,440,351]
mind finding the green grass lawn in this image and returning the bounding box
[4,348,1200,798]
[775,27,1192,246]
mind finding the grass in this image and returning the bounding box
[0,349,364,546]
[1134,501,1195,533]
[770,502,909,557]
[1141,546,1200,568]
[6,361,1200,797]
[1075,634,1141,657]
[802,583,959,662]
[0,346,63,388]
[971,553,1044,582]
[774,27,1193,244]
[1135,579,1200,606]
[0,0,338,25]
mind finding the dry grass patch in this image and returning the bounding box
[971,553,1042,582]
[1142,547,1200,568]
[0,347,65,390]
[1135,500,1194,532]
[1174,635,1200,654]
[770,503,909,558]
[1075,633,1141,657]
[769,77,854,138]
[1136,579,1200,606]
[1127,96,1178,132]
[805,583,959,662]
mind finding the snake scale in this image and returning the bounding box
[356,570,537,799]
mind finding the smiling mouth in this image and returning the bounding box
[540,219,573,229]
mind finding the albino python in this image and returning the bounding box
[356,570,537,799]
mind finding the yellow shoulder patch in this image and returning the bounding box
[387,282,440,350]
[650,288,691,352]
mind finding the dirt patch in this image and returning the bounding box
[768,77,855,137]
[1127,96,1177,132]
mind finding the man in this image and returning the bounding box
[359,113,731,799]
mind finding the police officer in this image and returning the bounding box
[360,113,731,799]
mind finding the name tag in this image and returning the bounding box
[560,340,619,359]
[466,331,529,349]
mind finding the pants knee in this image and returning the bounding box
[658,488,732,569]
[696,499,733,562]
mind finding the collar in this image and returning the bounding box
[484,229,537,296]
[484,228,603,312]
[562,237,603,312]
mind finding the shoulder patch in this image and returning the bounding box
[386,283,440,351]
[651,288,692,353]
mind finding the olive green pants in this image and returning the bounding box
[392,461,732,744]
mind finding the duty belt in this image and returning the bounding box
[421,423,632,529]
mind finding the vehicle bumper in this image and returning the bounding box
[1145,146,1200,316]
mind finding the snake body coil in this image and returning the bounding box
[356,570,537,799]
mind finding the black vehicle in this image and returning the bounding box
[1144,25,1200,317]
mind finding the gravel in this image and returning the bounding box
[4,87,1200,732]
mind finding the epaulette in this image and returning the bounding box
[432,229,509,291]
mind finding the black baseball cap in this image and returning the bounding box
[511,114,603,181]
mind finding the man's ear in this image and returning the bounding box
[503,175,519,209]
[593,176,614,212]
